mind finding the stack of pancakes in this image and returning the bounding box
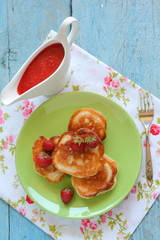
[32,108,118,198]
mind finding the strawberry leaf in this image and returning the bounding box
[73,136,84,144]
[85,135,96,143]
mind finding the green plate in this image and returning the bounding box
[16,91,142,219]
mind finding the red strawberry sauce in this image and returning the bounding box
[17,43,64,94]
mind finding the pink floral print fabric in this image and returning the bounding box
[0,30,160,240]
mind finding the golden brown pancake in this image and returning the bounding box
[71,154,118,198]
[52,128,104,178]
[32,136,65,183]
[68,108,107,140]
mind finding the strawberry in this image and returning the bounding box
[70,141,86,152]
[60,188,74,204]
[85,135,99,148]
[36,152,52,168]
[26,195,34,204]
[42,140,55,152]
[70,136,86,152]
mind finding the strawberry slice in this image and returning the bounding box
[36,152,52,168]
[42,140,55,152]
[70,136,86,152]
[60,188,74,204]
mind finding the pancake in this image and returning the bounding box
[52,128,104,178]
[32,136,65,183]
[68,108,107,140]
[71,154,118,198]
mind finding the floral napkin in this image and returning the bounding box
[0,30,160,240]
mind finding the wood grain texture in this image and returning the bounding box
[0,199,9,240]
[0,1,9,89]
[0,0,160,239]
[10,207,51,240]
[72,0,160,98]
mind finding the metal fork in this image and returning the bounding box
[139,89,154,187]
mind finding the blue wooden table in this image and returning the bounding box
[0,1,160,239]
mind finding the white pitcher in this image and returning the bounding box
[0,17,79,105]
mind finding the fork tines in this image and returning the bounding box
[139,89,154,113]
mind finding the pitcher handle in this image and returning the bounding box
[57,17,79,46]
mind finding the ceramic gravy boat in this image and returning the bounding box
[1,17,79,105]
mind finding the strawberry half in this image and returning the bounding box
[42,140,55,152]
[36,152,52,168]
[85,135,99,148]
[70,136,86,152]
[60,188,74,204]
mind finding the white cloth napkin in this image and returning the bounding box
[0,30,160,240]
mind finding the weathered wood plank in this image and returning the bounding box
[0,199,9,240]
[0,2,10,239]
[72,0,160,99]
[10,207,51,240]
[0,1,9,91]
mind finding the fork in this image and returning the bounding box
[139,89,154,187]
